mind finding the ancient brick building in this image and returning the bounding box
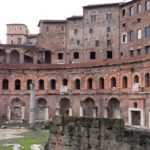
[0,0,149,128]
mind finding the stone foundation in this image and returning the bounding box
[45,116,150,150]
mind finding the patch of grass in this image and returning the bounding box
[0,128,49,150]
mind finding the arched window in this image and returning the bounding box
[134,75,139,83]
[99,77,104,89]
[39,79,44,90]
[45,51,51,64]
[0,49,6,63]
[27,79,32,90]
[87,78,93,89]
[122,76,128,88]
[82,98,96,117]
[37,51,44,64]
[24,51,33,64]
[2,79,9,90]
[111,77,116,88]
[59,98,70,116]
[10,50,20,63]
[75,79,80,89]
[50,79,56,90]
[63,79,68,86]
[145,73,150,87]
[15,79,21,90]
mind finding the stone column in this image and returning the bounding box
[21,106,25,120]
[7,106,11,121]
[6,50,10,63]
[93,107,97,118]
[29,81,36,129]
[80,104,83,117]
[45,107,49,120]
[56,102,59,116]
[20,51,24,64]
[33,54,38,64]
[69,106,72,116]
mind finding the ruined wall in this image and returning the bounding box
[45,116,150,150]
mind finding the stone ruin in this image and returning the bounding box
[45,116,150,150]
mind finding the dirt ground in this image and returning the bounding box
[0,128,27,140]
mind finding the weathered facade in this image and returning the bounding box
[0,0,149,128]
[45,116,150,150]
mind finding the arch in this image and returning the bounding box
[50,79,56,90]
[0,49,6,63]
[145,73,150,87]
[27,79,32,90]
[75,79,80,89]
[24,50,33,64]
[82,98,96,117]
[108,98,120,118]
[99,77,104,89]
[15,79,21,90]
[10,50,20,63]
[122,76,128,88]
[39,79,44,90]
[37,51,44,64]
[111,77,116,88]
[11,98,22,120]
[2,79,9,90]
[37,98,48,120]
[59,98,70,116]
[87,78,93,89]
[62,79,68,86]
[45,50,51,64]
[134,75,139,83]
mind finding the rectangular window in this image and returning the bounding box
[45,26,49,32]
[137,18,141,23]
[137,3,142,13]
[60,25,64,32]
[129,31,134,41]
[145,1,150,11]
[74,52,79,59]
[77,40,80,45]
[137,49,141,56]
[137,29,142,39]
[122,33,127,43]
[95,40,99,47]
[89,28,93,34]
[107,51,112,59]
[91,14,96,22]
[107,40,111,47]
[106,13,112,21]
[145,26,150,37]
[18,38,22,44]
[74,29,78,34]
[130,50,134,57]
[145,46,150,54]
[90,52,96,59]
[107,27,111,32]
[129,6,134,16]
[58,53,63,60]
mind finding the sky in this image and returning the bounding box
[0,0,130,43]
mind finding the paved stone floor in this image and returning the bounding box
[0,128,27,140]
